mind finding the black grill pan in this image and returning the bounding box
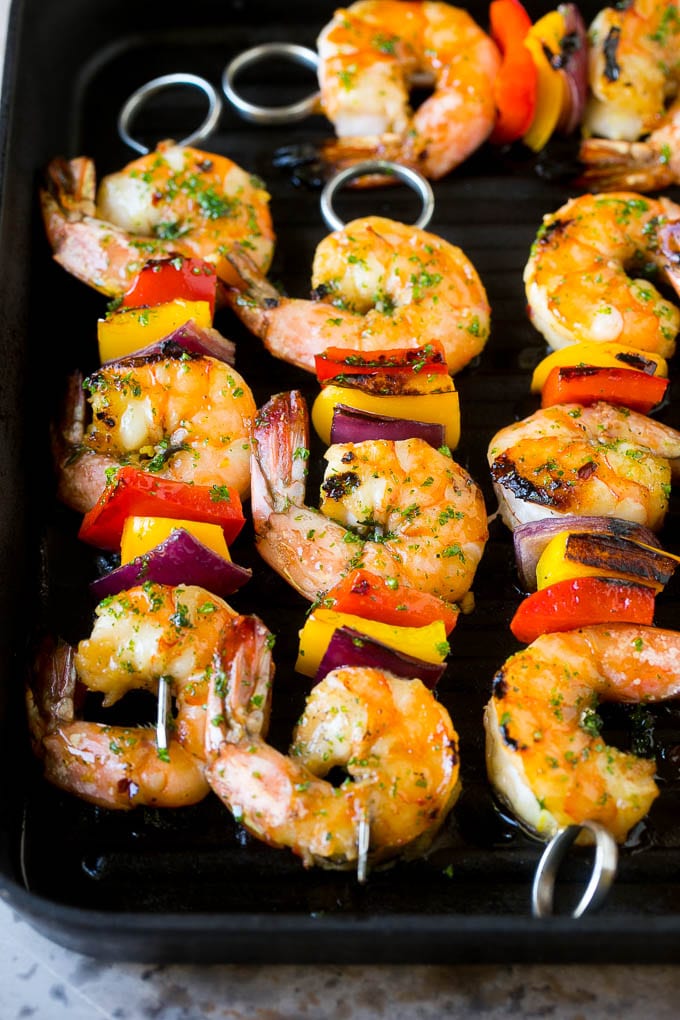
[3,0,680,962]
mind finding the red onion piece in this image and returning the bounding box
[330,404,446,447]
[557,4,588,135]
[103,321,235,366]
[316,626,446,689]
[513,515,662,592]
[90,529,251,600]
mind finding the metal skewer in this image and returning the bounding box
[320,159,435,231]
[357,810,370,885]
[222,42,320,125]
[532,820,618,918]
[155,675,172,756]
[118,73,223,154]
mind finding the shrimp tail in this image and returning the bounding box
[51,370,114,514]
[225,252,348,371]
[275,135,420,188]
[41,156,129,297]
[249,390,355,600]
[224,245,282,341]
[318,133,420,184]
[225,251,322,370]
[27,636,79,749]
[205,614,275,756]
[42,156,97,220]
[251,390,309,523]
[577,138,675,193]
[51,369,86,451]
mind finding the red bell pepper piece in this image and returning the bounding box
[314,343,448,385]
[78,467,245,551]
[541,365,669,414]
[510,575,655,644]
[325,568,459,634]
[121,256,218,316]
[489,0,538,145]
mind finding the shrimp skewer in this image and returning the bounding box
[27,585,275,810]
[252,390,488,604]
[524,192,680,358]
[487,402,680,532]
[206,645,460,869]
[53,346,256,512]
[74,584,242,759]
[316,0,500,180]
[227,215,490,375]
[27,636,210,810]
[41,141,274,297]
[485,624,680,843]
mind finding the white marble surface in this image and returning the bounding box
[4,897,680,1020]
[2,0,680,1015]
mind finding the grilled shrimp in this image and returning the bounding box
[485,624,680,843]
[54,347,256,512]
[27,699,210,810]
[74,584,243,759]
[41,141,274,297]
[27,640,208,811]
[488,402,680,532]
[316,0,500,179]
[227,216,490,374]
[583,0,680,143]
[27,585,274,810]
[27,583,273,811]
[252,390,488,604]
[524,192,680,357]
[206,654,460,869]
[579,98,680,192]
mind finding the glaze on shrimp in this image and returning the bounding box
[583,0,680,143]
[251,390,488,604]
[27,585,275,810]
[27,635,210,810]
[227,215,490,374]
[485,624,680,843]
[524,192,680,357]
[74,584,245,759]
[488,402,680,532]
[41,141,274,297]
[316,0,500,179]
[54,347,256,512]
[206,645,460,869]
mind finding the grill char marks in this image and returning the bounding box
[490,451,587,511]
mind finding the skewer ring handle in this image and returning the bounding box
[532,820,618,918]
[223,43,320,124]
[118,73,223,155]
[320,161,435,232]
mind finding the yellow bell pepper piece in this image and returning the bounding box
[120,516,231,564]
[535,531,671,593]
[311,384,460,450]
[530,342,669,393]
[97,299,212,362]
[536,532,606,589]
[522,10,568,152]
[295,607,449,678]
